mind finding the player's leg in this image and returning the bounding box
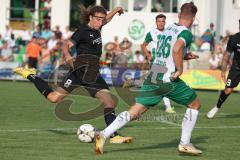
[101,103,147,139]
[167,79,202,155]
[14,67,54,98]
[163,97,176,113]
[47,87,69,103]
[14,67,73,103]
[207,88,233,118]
[95,89,133,143]
[178,98,202,155]
[207,69,240,118]
[95,82,161,154]
[95,103,148,154]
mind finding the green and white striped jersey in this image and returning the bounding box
[144,28,163,60]
[153,23,193,82]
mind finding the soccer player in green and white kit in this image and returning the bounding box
[95,2,202,155]
[141,14,176,114]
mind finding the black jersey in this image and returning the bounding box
[69,24,102,74]
[70,24,102,58]
[227,32,240,70]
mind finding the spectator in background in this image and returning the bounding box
[33,25,42,39]
[54,25,62,40]
[133,50,144,69]
[42,27,53,40]
[120,37,132,56]
[113,36,121,53]
[201,23,216,51]
[62,26,72,40]
[221,30,232,49]
[9,34,16,49]
[47,34,58,50]
[26,35,42,68]
[50,41,63,68]
[22,29,32,44]
[119,37,132,64]
[133,50,144,63]
[208,43,224,70]
[152,0,165,12]
[43,0,52,11]
[0,41,13,62]
[112,37,130,68]
[133,0,147,11]
[112,52,128,68]
[40,0,52,29]
[209,53,221,70]
[3,25,12,41]
[39,41,51,71]
[105,52,113,65]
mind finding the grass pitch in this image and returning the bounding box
[0,81,240,160]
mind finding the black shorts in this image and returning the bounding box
[226,68,240,88]
[28,57,38,68]
[59,69,109,97]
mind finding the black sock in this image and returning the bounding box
[27,74,53,98]
[104,108,118,137]
[217,90,229,108]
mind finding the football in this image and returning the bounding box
[77,124,96,143]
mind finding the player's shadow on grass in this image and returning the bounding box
[47,129,76,135]
[215,114,240,119]
[107,136,208,154]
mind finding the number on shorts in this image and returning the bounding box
[64,79,72,88]
[226,79,231,87]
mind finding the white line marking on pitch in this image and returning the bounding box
[1,125,240,133]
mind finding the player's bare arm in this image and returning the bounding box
[104,7,124,25]
[62,40,74,68]
[171,39,185,80]
[141,42,152,61]
[221,51,231,83]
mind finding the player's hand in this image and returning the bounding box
[146,53,153,61]
[171,70,183,81]
[184,53,199,60]
[115,7,124,15]
[64,56,74,69]
[221,71,227,84]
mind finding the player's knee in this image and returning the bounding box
[188,98,201,110]
[48,95,61,103]
[129,110,141,121]
[128,103,147,120]
[129,113,140,121]
[224,88,233,95]
[102,99,116,108]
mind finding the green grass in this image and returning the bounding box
[0,81,240,160]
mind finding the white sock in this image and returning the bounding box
[101,111,130,138]
[180,108,199,144]
[163,97,171,109]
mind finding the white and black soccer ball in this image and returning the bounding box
[77,124,96,143]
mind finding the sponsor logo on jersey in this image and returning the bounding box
[93,37,102,45]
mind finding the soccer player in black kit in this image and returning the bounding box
[207,20,240,118]
[14,5,133,143]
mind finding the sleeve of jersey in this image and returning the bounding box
[177,30,193,47]
[70,28,82,45]
[226,37,234,53]
[144,32,153,43]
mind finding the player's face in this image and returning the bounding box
[189,16,196,27]
[89,12,106,30]
[156,18,166,31]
